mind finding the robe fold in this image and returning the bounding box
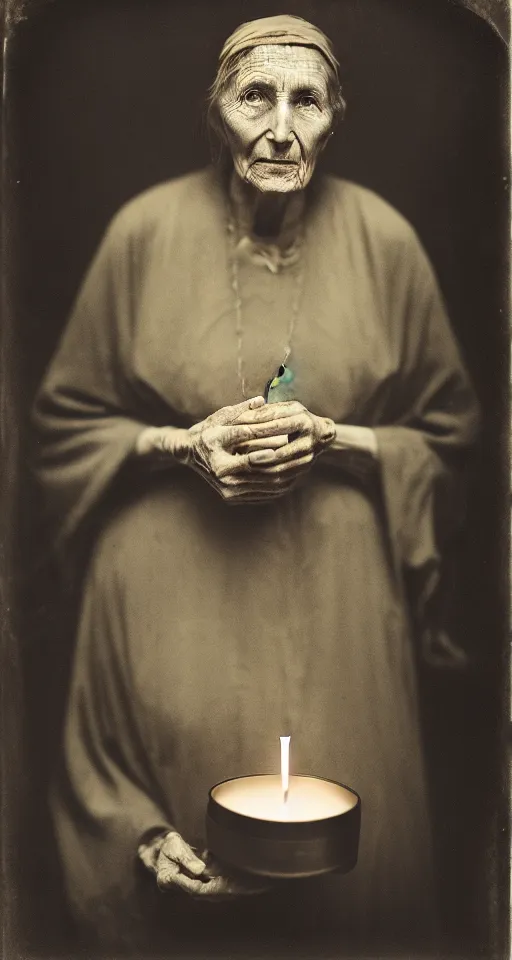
[33,168,479,953]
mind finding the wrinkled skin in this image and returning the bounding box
[138,397,335,503]
[138,830,270,899]
[135,45,341,504]
[218,45,334,194]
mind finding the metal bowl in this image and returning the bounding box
[205,774,361,880]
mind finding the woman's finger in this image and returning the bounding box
[222,483,295,500]
[252,453,315,476]
[248,434,313,468]
[212,445,278,478]
[214,397,265,425]
[221,483,297,503]
[157,861,212,895]
[195,462,294,496]
[191,398,265,434]
[161,832,206,877]
[234,435,289,454]
[238,414,310,440]
[220,419,304,451]
[214,433,312,478]
[189,453,296,499]
[233,400,304,425]
[218,417,309,459]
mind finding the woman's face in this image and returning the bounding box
[218,44,334,193]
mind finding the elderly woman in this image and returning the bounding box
[34,14,478,958]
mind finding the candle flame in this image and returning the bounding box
[280,735,290,805]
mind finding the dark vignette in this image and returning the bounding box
[0,0,509,958]
[2,0,510,38]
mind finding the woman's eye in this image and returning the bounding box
[243,89,264,105]
[298,95,318,109]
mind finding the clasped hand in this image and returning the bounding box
[151,397,335,503]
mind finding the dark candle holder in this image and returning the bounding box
[206,774,361,880]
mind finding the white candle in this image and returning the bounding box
[280,736,290,805]
[212,775,357,823]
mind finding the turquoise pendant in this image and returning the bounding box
[264,364,295,403]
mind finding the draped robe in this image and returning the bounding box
[33,168,479,954]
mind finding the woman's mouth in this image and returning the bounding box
[252,159,299,167]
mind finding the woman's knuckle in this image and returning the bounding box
[234,425,249,442]
[203,434,217,452]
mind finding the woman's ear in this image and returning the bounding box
[318,120,336,154]
[206,104,231,168]
[208,101,228,147]
[321,105,344,151]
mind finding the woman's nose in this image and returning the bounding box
[266,102,294,145]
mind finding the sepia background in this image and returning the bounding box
[1,0,509,956]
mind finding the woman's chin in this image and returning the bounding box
[245,167,309,194]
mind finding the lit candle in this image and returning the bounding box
[210,773,356,822]
[205,739,361,878]
[280,735,290,806]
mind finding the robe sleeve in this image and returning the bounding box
[51,561,173,944]
[373,229,480,664]
[32,210,150,546]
